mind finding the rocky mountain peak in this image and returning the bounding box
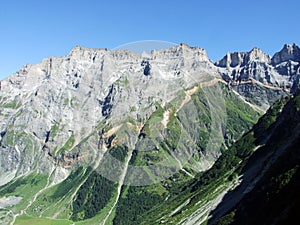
[69,45,141,62]
[214,44,300,93]
[150,43,210,62]
[247,47,271,63]
[271,43,300,65]
[69,45,107,57]
[215,48,270,68]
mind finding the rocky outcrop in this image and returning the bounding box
[216,44,300,88]
[216,48,270,68]
[271,43,300,65]
[215,44,300,109]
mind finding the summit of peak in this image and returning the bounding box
[180,42,192,48]
[149,43,209,62]
[271,43,300,65]
[215,48,270,68]
[248,47,270,63]
[69,45,108,54]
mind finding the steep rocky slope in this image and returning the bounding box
[142,82,300,225]
[210,90,300,225]
[0,44,218,184]
[0,43,299,224]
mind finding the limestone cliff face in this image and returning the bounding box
[271,44,300,92]
[0,43,217,184]
[215,44,300,109]
[216,48,271,68]
[271,43,300,65]
[215,44,300,88]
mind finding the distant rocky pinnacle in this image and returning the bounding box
[272,43,300,65]
[215,47,271,68]
[215,44,300,93]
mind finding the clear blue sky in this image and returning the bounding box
[1,0,299,80]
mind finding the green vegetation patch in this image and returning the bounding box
[26,167,90,219]
[1,98,22,109]
[0,172,48,213]
[50,123,60,138]
[108,145,128,163]
[114,184,167,225]
[15,215,72,225]
[57,134,75,154]
[71,171,117,221]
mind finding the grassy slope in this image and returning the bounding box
[112,83,262,225]
[0,172,48,214]
[15,215,72,225]
[138,92,291,224]
[213,92,300,225]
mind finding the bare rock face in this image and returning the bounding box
[0,43,218,183]
[215,48,277,88]
[214,44,300,109]
[216,48,270,68]
[215,45,300,87]
[271,43,300,65]
[215,48,273,84]
[270,44,300,93]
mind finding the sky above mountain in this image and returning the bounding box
[0,0,299,80]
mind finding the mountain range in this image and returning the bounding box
[0,43,299,224]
